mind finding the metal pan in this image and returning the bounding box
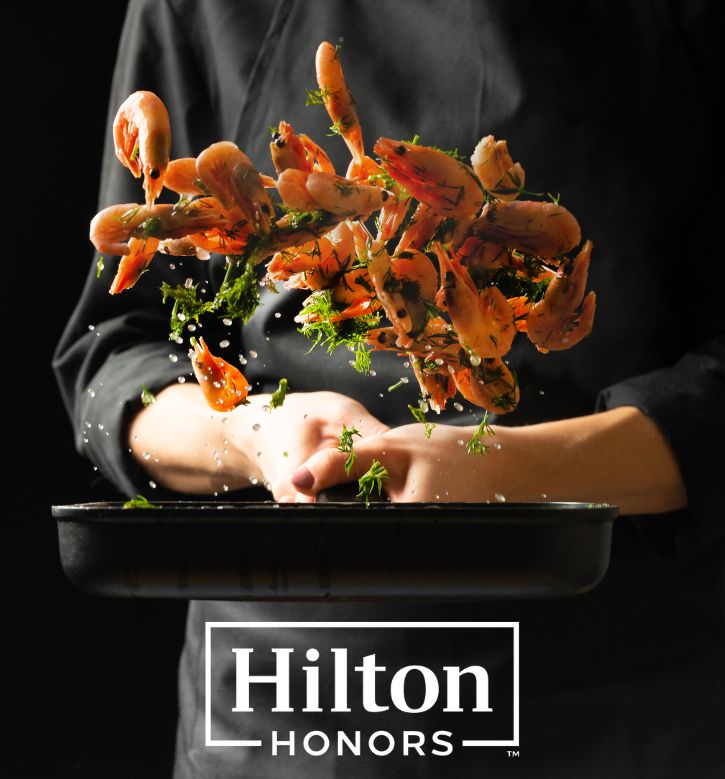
[52,499,616,601]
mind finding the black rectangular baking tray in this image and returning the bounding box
[52,500,617,600]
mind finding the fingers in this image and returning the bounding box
[291,445,374,497]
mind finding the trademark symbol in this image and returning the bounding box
[507,749,520,757]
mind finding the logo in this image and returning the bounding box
[206,622,519,757]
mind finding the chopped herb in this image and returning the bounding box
[130,140,140,162]
[140,385,156,406]
[269,125,278,136]
[328,120,344,137]
[305,87,331,106]
[548,192,561,205]
[404,134,421,145]
[388,379,405,392]
[96,256,104,278]
[357,459,388,506]
[115,206,141,225]
[138,216,162,239]
[123,494,160,509]
[367,172,397,191]
[408,402,436,438]
[283,451,289,457]
[334,180,356,197]
[466,412,495,455]
[333,42,343,58]
[161,281,216,340]
[215,255,260,324]
[338,425,361,475]
[270,378,288,409]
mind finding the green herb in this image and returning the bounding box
[338,425,361,475]
[215,255,260,324]
[367,172,397,191]
[388,379,406,392]
[466,412,495,455]
[270,378,288,409]
[404,134,421,145]
[115,206,141,225]
[140,385,156,406]
[334,180,356,197]
[548,192,561,205]
[357,459,388,506]
[305,87,331,106]
[123,494,159,509]
[486,264,550,303]
[408,402,436,438]
[328,120,345,137]
[161,281,216,340]
[138,216,162,239]
[297,290,379,374]
[96,256,104,278]
[269,125,279,136]
[333,42,343,58]
[130,140,140,162]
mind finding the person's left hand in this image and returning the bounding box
[291,422,524,502]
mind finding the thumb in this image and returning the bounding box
[291,445,375,497]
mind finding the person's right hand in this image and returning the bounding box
[229,391,389,502]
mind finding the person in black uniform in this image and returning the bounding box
[54,1,724,776]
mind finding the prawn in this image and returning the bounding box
[433,243,515,359]
[410,355,457,413]
[113,91,170,205]
[164,158,205,196]
[298,133,336,173]
[196,141,273,234]
[471,135,525,200]
[470,200,581,258]
[315,41,364,165]
[526,240,596,352]
[109,237,160,294]
[270,121,312,174]
[449,358,519,414]
[374,138,484,220]
[89,199,229,257]
[190,337,250,411]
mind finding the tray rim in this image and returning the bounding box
[52,500,618,525]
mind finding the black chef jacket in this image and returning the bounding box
[53,1,724,777]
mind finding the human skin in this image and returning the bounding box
[129,387,686,515]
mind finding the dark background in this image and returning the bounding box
[8,4,187,776]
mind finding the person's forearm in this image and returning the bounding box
[128,384,265,494]
[498,406,687,515]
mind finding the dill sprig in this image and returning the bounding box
[270,378,288,409]
[466,412,495,455]
[96,256,104,278]
[357,459,388,506]
[408,402,436,439]
[338,425,361,475]
[215,254,260,324]
[123,494,160,509]
[161,281,216,340]
[140,385,156,407]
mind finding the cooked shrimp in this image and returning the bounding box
[410,355,457,413]
[276,169,321,212]
[89,199,228,256]
[526,240,596,352]
[196,141,273,233]
[471,136,525,200]
[305,172,392,219]
[113,91,170,205]
[397,202,442,252]
[471,200,581,258]
[164,158,205,196]
[270,121,312,174]
[109,237,160,294]
[374,138,484,219]
[316,41,364,164]
[298,134,336,173]
[433,243,515,359]
[450,358,519,414]
[190,337,250,411]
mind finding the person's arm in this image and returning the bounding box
[290,406,686,515]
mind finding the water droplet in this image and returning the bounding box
[249,350,258,359]
[82,437,88,444]
[169,263,176,270]
[457,439,464,446]
[370,370,377,377]
[149,480,157,489]
[177,376,186,384]
[538,390,545,396]
[88,324,95,331]
[252,423,261,431]
[541,493,547,499]
[453,402,463,412]
[493,442,502,450]
[434,494,440,500]
[239,354,248,365]
[222,318,233,327]
[495,493,506,502]
[223,484,229,492]
[98,424,104,431]
[469,354,482,367]
[174,336,184,344]
[401,376,409,384]
[187,324,197,332]
[274,312,281,318]
[403,361,410,368]
[87,388,96,398]
[184,277,194,289]
[379,393,384,398]
[85,422,92,429]
[434,358,444,366]
[177,312,187,322]
[169,354,179,363]
[219,339,230,349]
[249,476,259,485]
[143,451,151,460]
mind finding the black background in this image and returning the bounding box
[8,4,187,777]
